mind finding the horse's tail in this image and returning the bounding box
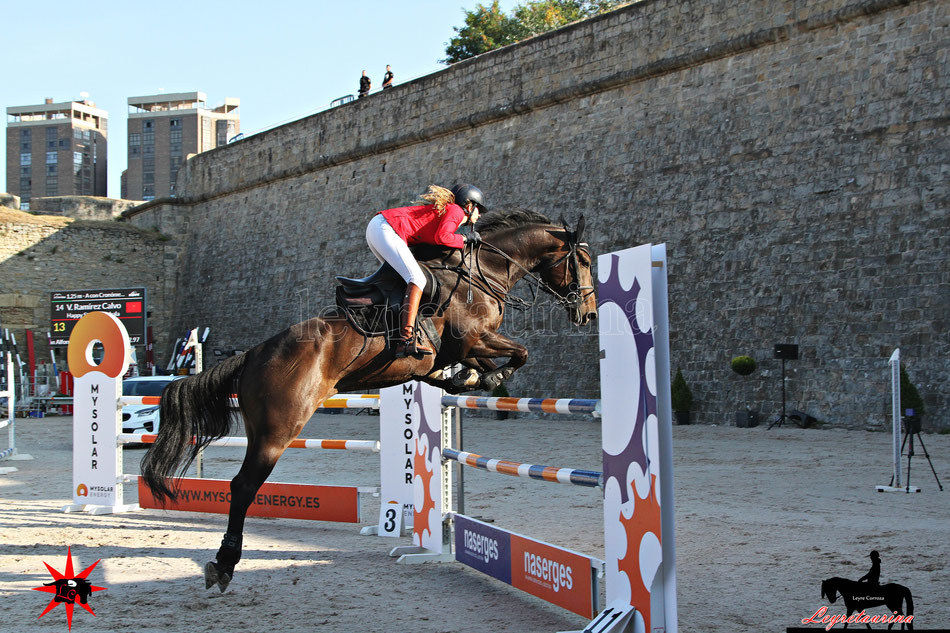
[140,353,249,502]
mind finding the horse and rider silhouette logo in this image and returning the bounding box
[31,547,107,630]
[818,550,915,630]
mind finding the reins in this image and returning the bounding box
[428,227,592,313]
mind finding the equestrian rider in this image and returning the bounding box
[366,184,486,358]
[858,550,881,585]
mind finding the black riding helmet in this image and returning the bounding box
[451,184,488,213]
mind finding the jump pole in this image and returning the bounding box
[393,244,678,633]
[1,351,35,474]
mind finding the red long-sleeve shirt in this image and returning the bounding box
[380,203,466,249]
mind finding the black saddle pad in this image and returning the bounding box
[334,263,441,342]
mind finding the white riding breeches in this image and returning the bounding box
[365,214,427,290]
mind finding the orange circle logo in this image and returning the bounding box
[66,312,131,378]
[76,483,88,497]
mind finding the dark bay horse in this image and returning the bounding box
[821,577,914,630]
[140,210,597,591]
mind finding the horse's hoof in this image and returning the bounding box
[204,561,232,592]
[204,561,218,589]
[481,372,502,391]
[451,368,479,388]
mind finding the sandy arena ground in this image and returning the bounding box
[0,412,947,632]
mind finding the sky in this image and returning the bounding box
[2,0,520,198]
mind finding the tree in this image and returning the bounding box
[443,0,627,64]
[442,1,521,64]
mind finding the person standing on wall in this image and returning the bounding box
[358,70,371,98]
[382,65,394,89]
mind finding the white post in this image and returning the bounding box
[0,352,34,475]
[876,349,918,493]
[890,349,901,488]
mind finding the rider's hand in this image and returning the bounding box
[466,231,482,246]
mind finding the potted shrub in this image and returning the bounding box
[491,383,510,420]
[730,356,759,427]
[671,369,693,425]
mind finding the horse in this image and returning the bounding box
[821,577,914,630]
[140,209,598,592]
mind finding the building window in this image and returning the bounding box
[21,141,30,151]
[20,166,30,177]
[74,128,83,139]
[129,133,141,156]
[74,152,83,176]
[21,129,31,139]
[20,153,31,166]
[59,138,68,148]
[46,178,58,195]
[202,118,212,151]
[144,120,153,129]
[47,164,57,175]
[46,151,58,164]
[170,118,181,127]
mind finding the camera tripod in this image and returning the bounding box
[887,419,944,492]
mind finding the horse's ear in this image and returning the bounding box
[575,215,586,243]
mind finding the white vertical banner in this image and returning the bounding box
[597,244,676,633]
[890,349,901,488]
[379,383,419,528]
[64,311,136,514]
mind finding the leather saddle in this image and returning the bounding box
[335,262,442,348]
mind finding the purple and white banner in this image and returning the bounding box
[597,244,677,633]
[454,514,598,618]
[410,381,446,553]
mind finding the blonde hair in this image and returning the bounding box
[416,185,455,215]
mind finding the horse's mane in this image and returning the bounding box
[479,208,556,236]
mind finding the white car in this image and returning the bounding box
[121,375,184,434]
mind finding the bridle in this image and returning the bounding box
[533,237,595,313]
[432,224,594,314]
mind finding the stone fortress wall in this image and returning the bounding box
[18,0,948,426]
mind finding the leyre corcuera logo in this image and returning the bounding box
[32,547,107,630]
[793,550,917,631]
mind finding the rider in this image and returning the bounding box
[858,550,881,585]
[366,183,487,358]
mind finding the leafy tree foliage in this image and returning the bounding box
[443,0,627,64]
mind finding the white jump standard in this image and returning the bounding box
[0,351,34,474]
[395,244,678,633]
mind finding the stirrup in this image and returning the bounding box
[395,334,433,359]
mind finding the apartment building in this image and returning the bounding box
[123,92,239,200]
[6,99,108,209]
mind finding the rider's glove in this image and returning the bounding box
[465,231,482,246]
